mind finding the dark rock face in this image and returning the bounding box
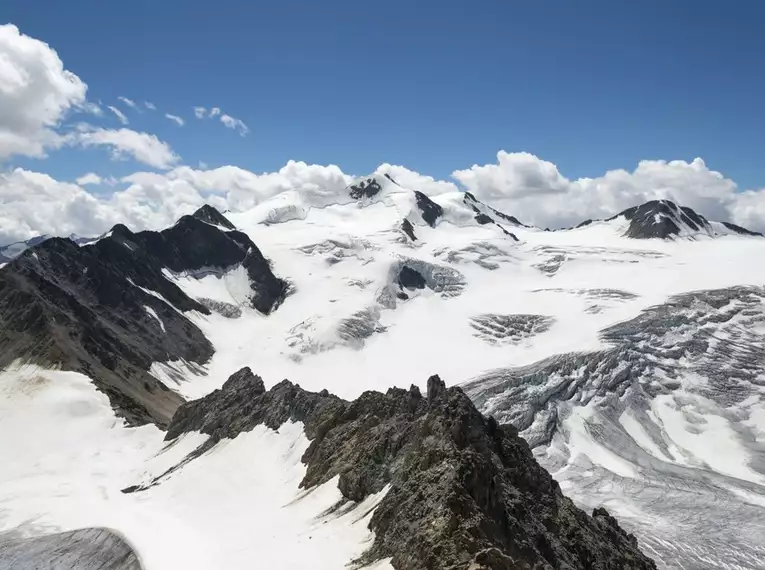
[612,200,712,239]
[414,191,443,227]
[721,221,763,237]
[192,204,236,230]
[401,219,417,241]
[0,528,141,570]
[463,192,525,227]
[462,192,522,241]
[398,266,427,290]
[0,206,287,426]
[349,178,382,200]
[165,369,657,570]
[580,201,762,239]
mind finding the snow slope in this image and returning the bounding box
[0,364,392,570]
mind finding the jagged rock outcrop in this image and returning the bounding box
[401,219,417,241]
[462,193,521,240]
[414,191,444,227]
[0,206,287,426]
[349,178,383,200]
[612,200,712,239]
[721,220,763,237]
[192,204,237,230]
[164,368,657,570]
[600,199,762,239]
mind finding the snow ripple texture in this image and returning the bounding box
[470,314,555,345]
[464,286,765,569]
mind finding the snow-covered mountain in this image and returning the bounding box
[0,233,97,264]
[1,174,764,569]
[577,198,763,240]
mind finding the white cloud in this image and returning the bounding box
[453,151,569,201]
[117,96,137,109]
[0,169,120,243]
[193,106,207,119]
[144,101,156,111]
[4,154,765,246]
[76,173,102,186]
[165,113,185,126]
[452,151,759,230]
[0,24,88,160]
[374,163,459,196]
[80,101,103,117]
[75,127,180,169]
[209,107,221,118]
[220,114,249,136]
[107,106,129,125]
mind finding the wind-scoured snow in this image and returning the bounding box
[0,364,392,570]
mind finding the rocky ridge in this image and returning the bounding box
[0,206,287,426]
[161,367,657,570]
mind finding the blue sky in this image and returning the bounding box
[3,0,763,187]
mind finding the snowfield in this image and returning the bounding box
[2,176,765,569]
[0,365,392,570]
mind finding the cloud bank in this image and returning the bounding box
[2,154,765,245]
[0,24,87,160]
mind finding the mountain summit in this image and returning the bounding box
[0,206,287,426]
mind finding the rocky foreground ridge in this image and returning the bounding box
[160,367,657,570]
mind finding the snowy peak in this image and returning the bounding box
[0,234,51,261]
[192,204,236,230]
[720,220,764,237]
[348,176,384,200]
[590,199,763,239]
[616,200,713,239]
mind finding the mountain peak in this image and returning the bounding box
[192,204,236,230]
[615,199,711,239]
[596,199,761,240]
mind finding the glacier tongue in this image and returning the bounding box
[464,286,765,568]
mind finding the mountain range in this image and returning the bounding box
[1,173,763,569]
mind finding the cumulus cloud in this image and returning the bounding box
[117,96,137,109]
[193,106,207,119]
[453,151,570,201]
[76,173,102,186]
[107,105,129,125]
[0,24,88,160]
[374,163,459,196]
[209,107,221,118]
[0,169,120,243]
[452,151,759,230]
[4,153,765,245]
[165,113,185,126]
[220,114,249,136]
[75,127,180,169]
[144,101,156,111]
[0,161,354,243]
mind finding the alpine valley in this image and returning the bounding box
[1,173,763,570]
